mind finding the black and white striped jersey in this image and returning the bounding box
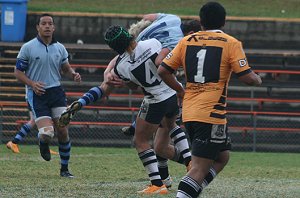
[114,38,176,104]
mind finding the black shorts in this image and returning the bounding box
[184,121,232,160]
[138,94,179,124]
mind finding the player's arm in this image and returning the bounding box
[158,64,184,93]
[230,41,262,86]
[124,81,139,90]
[143,13,158,22]
[103,55,123,86]
[15,58,46,96]
[238,70,262,86]
[155,48,170,66]
[158,63,185,105]
[61,62,81,82]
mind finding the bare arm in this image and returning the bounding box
[238,71,262,86]
[125,81,139,90]
[14,68,45,96]
[103,55,118,80]
[103,55,123,87]
[157,65,185,105]
[143,13,158,22]
[61,62,81,82]
[155,48,170,66]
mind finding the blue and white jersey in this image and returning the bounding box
[16,36,69,90]
[136,13,184,50]
[114,38,176,104]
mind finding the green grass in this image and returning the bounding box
[27,0,300,18]
[1,145,300,197]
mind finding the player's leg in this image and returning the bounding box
[54,118,74,178]
[156,155,172,189]
[134,99,170,195]
[26,88,57,161]
[6,106,35,153]
[35,116,55,161]
[200,135,231,191]
[59,83,114,127]
[177,122,230,197]
[51,87,74,178]
[200,150,229,191]
[154,96,191,170]
[134,117,167,194]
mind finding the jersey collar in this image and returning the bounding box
[204,29,224,33]
[36,35,58,46]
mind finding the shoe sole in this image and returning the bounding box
[59,102,80,127]
[137,187,168,195]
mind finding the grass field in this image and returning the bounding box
[1,145,300,198]
[27,0,300,18]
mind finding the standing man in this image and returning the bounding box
[158,2,262,197]
[14,13,81,178]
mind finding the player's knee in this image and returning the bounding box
[153,142,164,154]
[38,125,55,139]
[28,120,36,127]
[56,129,69,142]
[215,150,230,170]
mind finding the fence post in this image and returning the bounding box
[252,113,257,152]
[250,88,257,152]
[128,89,135,122]
[128,89,135,148]
[0,105,3,144]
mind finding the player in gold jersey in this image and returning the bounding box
[158,2,262,197]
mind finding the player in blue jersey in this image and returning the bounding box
[14,13,81,178]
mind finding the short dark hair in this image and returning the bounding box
[180,19,201,35]
[104,25,134,54]
[36,13,54,25]
[199,2,226,30]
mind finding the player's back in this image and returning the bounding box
[114,38,176,104]
[163,30,251,124]
[136,14,183,49]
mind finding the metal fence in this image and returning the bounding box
[1,88,300,153]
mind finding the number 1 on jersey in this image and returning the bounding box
[194,49,206,83]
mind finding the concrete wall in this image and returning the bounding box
[24,12,300,49]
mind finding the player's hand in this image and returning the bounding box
[105,71,124,87]
[32,81,45,96]
[176,90,185,107]
[73,72,81,82]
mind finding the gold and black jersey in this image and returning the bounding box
[161,30,252,124]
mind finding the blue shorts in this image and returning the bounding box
[138,94,179,124]
[27,86,67,119]
[26,101,32,111]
